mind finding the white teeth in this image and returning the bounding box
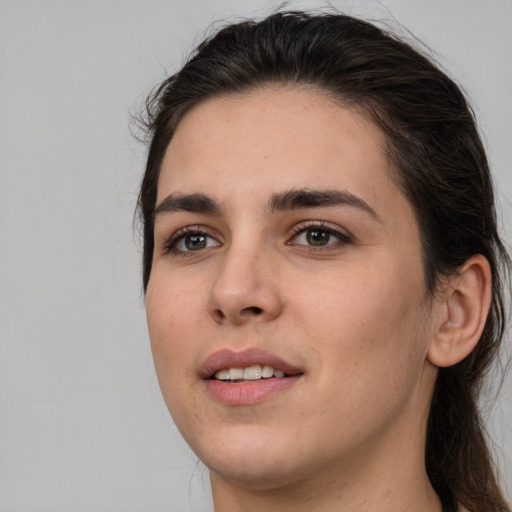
[213,365,286,380]
[228,368,244,380]
[214,369,230,380]
[262,365,274,378]
[243,365,262,380]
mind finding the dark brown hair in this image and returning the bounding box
[136,11,510,511]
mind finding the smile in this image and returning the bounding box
[200,347,302,380]
[201,348,303,405]
[213,365,286,381]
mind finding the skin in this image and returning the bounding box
[146,88,484,511]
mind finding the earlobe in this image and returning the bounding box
[427,254,492,368]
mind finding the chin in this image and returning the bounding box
[208,456,304,491]
[187,425,307,489]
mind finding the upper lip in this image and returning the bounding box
[199,348,303,379]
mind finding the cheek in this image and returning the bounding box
[300,277,429,445]
[145,272,203,393]
[292,258,428,386]
[146,266,203,341]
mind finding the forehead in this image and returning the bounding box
[157,88,403,219]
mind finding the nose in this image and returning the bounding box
[207,242,284,325]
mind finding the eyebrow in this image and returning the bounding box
[154,188,379,221]
[268,188,380,220]
[154,193,221,219]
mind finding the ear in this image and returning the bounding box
[427,254,492,368]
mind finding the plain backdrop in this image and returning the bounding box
[1,1,511,510]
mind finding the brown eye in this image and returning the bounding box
[306,229,331,246]
[184,234,208,250]
[291,225,349,248]
[166,229,221,253]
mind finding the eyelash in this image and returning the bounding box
[162,221,352,255]
[162,225,218,255]
[287,221,352,250]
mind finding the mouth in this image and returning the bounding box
[211,364,290,383]
[200,348,303,405]
[200,347,303,381]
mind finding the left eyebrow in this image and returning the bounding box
[268,188,380,221]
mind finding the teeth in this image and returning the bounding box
[213,365,286,381]
[228,368,244,380]
[243,365,262,380]
[262,365,274,378]
[214,369,230,380]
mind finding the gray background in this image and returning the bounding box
[1,1,511,510]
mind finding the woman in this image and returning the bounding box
[136,10,510,512]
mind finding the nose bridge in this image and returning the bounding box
[207,230,282,324]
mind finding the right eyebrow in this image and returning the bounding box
[154,193,221,220]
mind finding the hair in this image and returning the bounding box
[136,10,510,512]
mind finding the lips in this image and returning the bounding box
[199,348,303,380]
[200,348,303,405]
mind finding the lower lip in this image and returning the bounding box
[205,376,301,405]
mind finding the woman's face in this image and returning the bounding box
[146,88,438,489]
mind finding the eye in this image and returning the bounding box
[288,223,351,249]
[164,227,221,254]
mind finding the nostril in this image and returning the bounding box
[246,306,263,315]
[214,309,226,320]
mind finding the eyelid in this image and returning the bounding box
[159,220,352,254]
[287,220,353,247]
[161,225,221,254]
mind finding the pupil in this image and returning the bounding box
[185,234,207,250]
[307,229,329,246]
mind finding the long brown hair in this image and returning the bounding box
[136,11,510,511]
